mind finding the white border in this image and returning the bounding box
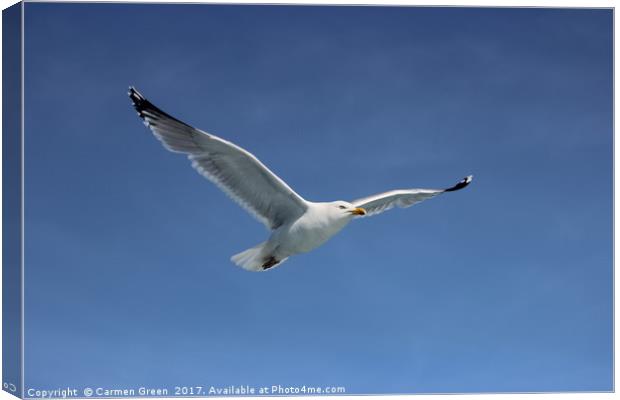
[0,2,615,400]
[10,0,620,6]
[20,1,24,397]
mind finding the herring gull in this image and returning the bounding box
[129,87,473,272]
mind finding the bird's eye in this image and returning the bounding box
[339,205,346,209]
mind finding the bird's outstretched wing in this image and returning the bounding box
[351,175,473,217]
[128,87,308,230]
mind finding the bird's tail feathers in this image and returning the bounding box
[231,242,288,272]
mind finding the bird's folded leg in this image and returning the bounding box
[261,256,280,270]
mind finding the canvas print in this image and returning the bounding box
[2,2,613,397]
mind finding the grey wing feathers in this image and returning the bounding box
[128,87,308,230]
[351,175,472,217]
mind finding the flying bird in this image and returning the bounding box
[128,87,473,272]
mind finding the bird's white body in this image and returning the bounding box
[279,202,353,253]
[129,87,473,272]
[277,202,355,254]
[232,202,356,270]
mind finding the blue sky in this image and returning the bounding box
[22,3,611,394]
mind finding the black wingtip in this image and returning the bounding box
[128,86,145,106]
[127,86,154,121]
[127,87,195,129]
[444,175,473,192]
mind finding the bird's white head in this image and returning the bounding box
[330,201,367,219]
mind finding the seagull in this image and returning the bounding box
[128,87,473,272]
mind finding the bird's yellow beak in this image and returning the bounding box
[349,207,367,216]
